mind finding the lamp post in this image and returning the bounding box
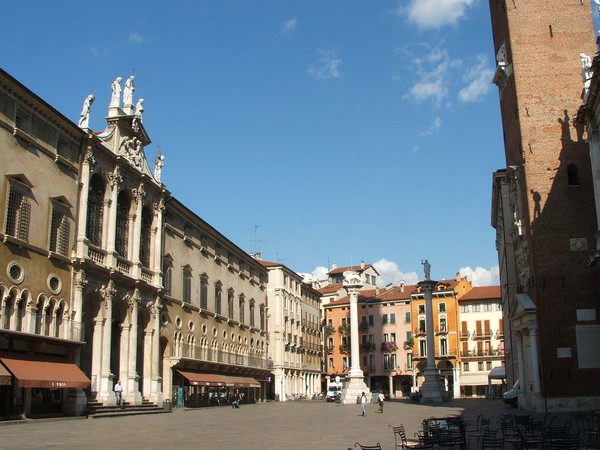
[418,260,447,403]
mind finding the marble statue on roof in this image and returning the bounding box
[109,77,122,109]
[78,94,94,128]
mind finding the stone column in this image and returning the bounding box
[73,271,87,341]
[152,198,165,286]
[143,328,153,399]
[99,281,116,404]
[418,264,447,403]
[340,270,370,404]
[528,325,541,395]
[105,168,122,265]
[131,184,145,278]
[90,318,104,397]
[127,289,141,403]
[388,374,394,398]
[150,298,163,405]
[76,148,94,256]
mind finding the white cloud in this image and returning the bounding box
[307,49,342,79]
[298,266,329,283]
[403,46,456,105]
[419,117,442,136]
[128,32,147,44]
[458,54,494,102]
[282,18,298,34]
[404,0,475,30]
[458,265,500,286]
[372,259,419,287]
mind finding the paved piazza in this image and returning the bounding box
[0,398,545,449]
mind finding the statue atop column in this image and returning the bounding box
[78,94,95,129]
[123,75,135,114]
[343,269,363,287]
[109,77,123,109]
[421,259,431,280]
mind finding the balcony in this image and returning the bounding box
[415,328,426,337]
[435,327,448,335]
[178,343,267,369]
[339,344,350,354]
[381,341,399,353]
[359,322,369,332]
[459,331,470,340]
[324,325,335,336]
[360,342,376,352]
[472,331,493,340]
[338,323,351,335]
[460,349,505,359]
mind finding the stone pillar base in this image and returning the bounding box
[65,389,88,416]
[420,368,449,403]
[340,376,371,405]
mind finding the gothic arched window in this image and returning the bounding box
[86,174,105,246]
[139,206,152,267]
[115,190,130,257]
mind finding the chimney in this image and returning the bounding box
[399,280,405,292]
[331,263,337,270]
[361,261,365,269]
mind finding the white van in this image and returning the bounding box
[326,382,342,402]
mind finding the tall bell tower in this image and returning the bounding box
[489,0,600,411]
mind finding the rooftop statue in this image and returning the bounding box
[421,259,431,280]
[109,77,122,108]
[78,94,94,129]
[123,75,135,113]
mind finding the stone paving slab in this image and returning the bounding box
[0,398,568,449]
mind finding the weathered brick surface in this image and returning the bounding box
[489,0,600,398]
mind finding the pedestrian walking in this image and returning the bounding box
[360,392,367,416]
[377,392,385,413]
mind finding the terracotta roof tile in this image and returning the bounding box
[459,286,501,300]
[327,264,379,276]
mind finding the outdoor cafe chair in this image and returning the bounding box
[353,442,382,450]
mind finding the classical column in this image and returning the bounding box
[152,198,165,286]
[418,260,447,403]
[76,148,94,256]
[131,184,145,278]
[105,167,122,265]
[150,297,163,405]
[143,328,153,399]
[91,318,104,397]
[340,270,371,404]
[388,374,394,398]
[528,325,541,395]
[126,289,141,403]
[99,281,116,404]
[72,271,87,341]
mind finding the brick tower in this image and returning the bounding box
[489,1,600,411]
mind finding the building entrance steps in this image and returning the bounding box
[86,398,171,419]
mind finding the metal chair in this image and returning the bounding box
[480,429,503,450]
[353,442,381,450]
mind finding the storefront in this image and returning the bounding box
[173,369,263,408]
[0,352,90,420]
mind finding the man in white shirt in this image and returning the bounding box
[114,380,124,408]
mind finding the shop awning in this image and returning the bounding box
[0,355,90,389]
[0,362,12,386]
[488,366,506,380]
[177,370,227,386]
[177,370,261,388]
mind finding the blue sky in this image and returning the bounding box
[3,0,510,286]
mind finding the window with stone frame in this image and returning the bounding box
[239,295,245,323]
[86,174,105,246]
[163,261,173,296]
[139,205,152,267]
[199,274,208,309]
[49,199,71,256]
[249,300,255,327]
[227,289,234,318]
[5,176,32,242]
[215,282,222,315]
[182,267,192,304]
[260,305,265,330]
[115,190,130,258]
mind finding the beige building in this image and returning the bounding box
[161,198,270,406]
[259,259,321,400]
[0,69,91,418]
[457,286,504,398]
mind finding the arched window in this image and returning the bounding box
[228,289,234,318]
[215,282,222,315]
[199,274,208,310]
[249,300,255,327]
[139,206,152,267]
[567,164,580,186]
[239,295,245,323]
[115,191,130,257]
[439,317,447,332]
[419,319,426,333]
[86,174,105,246]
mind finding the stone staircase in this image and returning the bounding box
[86,398,171,419]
